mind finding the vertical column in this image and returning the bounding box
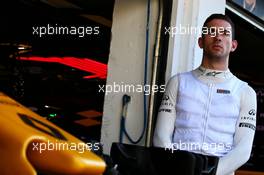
[100,0,159,154]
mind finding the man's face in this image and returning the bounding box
[198,19,237,60]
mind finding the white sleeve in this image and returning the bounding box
[216,85,257,175]
[153,75,178,148]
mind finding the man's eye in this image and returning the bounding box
[223,30,229,35]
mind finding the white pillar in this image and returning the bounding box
[100,0,159,155]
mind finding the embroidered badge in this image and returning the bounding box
[216,89,230,94]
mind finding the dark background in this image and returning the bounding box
[226,4,264,171]
[0,0,115,142]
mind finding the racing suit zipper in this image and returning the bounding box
[202,83,214,151]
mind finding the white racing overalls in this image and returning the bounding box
[154,66,257,175]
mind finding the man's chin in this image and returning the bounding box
[207,53,227,60]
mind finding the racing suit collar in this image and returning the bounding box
[192,66,233,83]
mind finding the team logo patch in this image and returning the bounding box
[241,116,256,122]
[162,95,169,101]
[248,109,256,116]
[158,108,171,113]
[239,122,256,131]
[216,89,230,94]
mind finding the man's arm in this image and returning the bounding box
[216,85,257,175]
[153,75,178,148]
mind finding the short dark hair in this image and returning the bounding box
[202,14,235,39]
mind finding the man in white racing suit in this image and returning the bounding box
[153,14,257,175]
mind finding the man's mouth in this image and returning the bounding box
[212,45,223,49]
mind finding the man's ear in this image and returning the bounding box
[231,40,238,52]
[198,37,203,48]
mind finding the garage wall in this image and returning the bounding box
[100,0,226,154]
[100,0,159,154]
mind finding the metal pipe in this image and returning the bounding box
[145,0,164,147]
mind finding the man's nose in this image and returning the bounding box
[214,33,222,41]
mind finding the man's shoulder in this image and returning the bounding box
[241,84,256,97]
[168,70,192,82]
[175,70,193,77]
[232,75,256,96]
[167,74,179,85]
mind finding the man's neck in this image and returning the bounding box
[201,56,229,71]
